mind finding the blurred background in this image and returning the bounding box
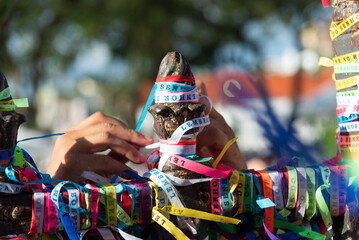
[0,0,337,171]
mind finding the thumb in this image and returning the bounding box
[197,81,211,115]
[197,80,208,96]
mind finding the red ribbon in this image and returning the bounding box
[121,191,131,216]
[156,75,195,82]
[321,0,330,7]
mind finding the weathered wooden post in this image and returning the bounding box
[0,71,26,167]
[0,71,31,235]
[148,52,213,213]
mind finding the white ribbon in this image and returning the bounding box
[33,189,45,233]
[0,182,24,194]
[159,143,196,156]
[143,169,197,235]
[169,115,210,144]
[268,171,284,210]
[344,89,359,117]
[163,172,213,186]
[67,187,80,231]
[155,91,199,103]
[81,171,110,184]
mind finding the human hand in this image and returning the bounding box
[196,82,247,171]
[47,112,153,182]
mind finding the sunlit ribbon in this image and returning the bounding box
[0,88,29,111]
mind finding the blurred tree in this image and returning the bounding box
[0,0,321,128]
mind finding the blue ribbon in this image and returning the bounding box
[0,147,15,161]
[219,178,232,216]
[243,231,256,240]
[338,114,359,123]
[1,129,81,239]
[135,84,156,132]
[155,82,196,92]
[17,132,65,143]
[110,169,142,183]
[278,232,302,240]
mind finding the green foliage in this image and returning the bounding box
[0,0,321,127]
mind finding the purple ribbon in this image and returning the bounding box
[263,220,280,240]
[232,185,239,216]
[268,156,295,207]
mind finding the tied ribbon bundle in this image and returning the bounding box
[318,13,359,163]
[0,144,351,240]
[135,76,198,132]
[139,76,213,171]
[135,76,211,133]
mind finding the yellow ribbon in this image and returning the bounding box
[330,13,359,40]
[333,51,359,66]
[213,137,239,168]
[159,205,241,224]
[102,184,117,226]
[237,171,245,215]
[229,169,240,194]
[335,75,359,90]
[318,57,333,67]
[152,208,190,240]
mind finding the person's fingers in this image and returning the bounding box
[197,80,208,96]
[71,132,147,164]
[197,81,231,130]
[197,125,228,156]
[107,150,131,163]
[79,154,134,174]
[47,112,153,181]
[197,81,212,115]
[197,126,237,157]
[197,124,245,169]
[52,153,135,182]
[202,116,235,140]
[66,121,153,147]
[67,112,154,147]
[67,112,126,131]
[209,107,227,124]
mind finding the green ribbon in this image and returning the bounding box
[187,155,213,163]
[0,88,29,110]
[316,165,335,238]
[83,186,92,229]
[255,209,326,239]
[286,166,298,209]
[13,98,29,107]
[208,224,218,240]
[216,222,237,234]
[243,173,252,213]
[344,161,359,187]
[293,156,306,167]
[305,168,317,221]
[279,166,297,218]
[274,219,326,239]
[319,165,331,193]
[0,88,11,100]
[198,220,207,240]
